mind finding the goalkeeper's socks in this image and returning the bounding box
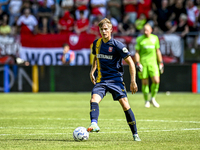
[124,108,138,134]
[142,84,149,101]
[90,102,99,123]
[151,83,159,98]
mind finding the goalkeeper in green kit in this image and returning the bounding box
[134,24,164,108]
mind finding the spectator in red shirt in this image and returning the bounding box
[74,10,89,34]
[58,11,74,34]
[123,0,138,24]
[137,0,152,19]
[75,0,89,20]
[88,18,101,38]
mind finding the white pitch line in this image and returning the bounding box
[0,118,199,124]
[138,119,200,124]
[0,127,75,129]
[0,128,200,136]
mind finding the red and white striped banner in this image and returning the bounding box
[19,33,96,65]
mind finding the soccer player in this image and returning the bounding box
[134,23,164,108]
[87,18,141,141]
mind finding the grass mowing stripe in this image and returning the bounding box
[1,128,200,136]
[0,118,199,124]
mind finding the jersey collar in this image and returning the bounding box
[102,38,114,45]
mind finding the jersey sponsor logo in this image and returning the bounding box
[108,47,113,52]
[122,47,128,53]
[144,45,155,49]
[97,54,113,60]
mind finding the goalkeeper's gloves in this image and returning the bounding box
[136,62,143,72]
[159,61,164,74]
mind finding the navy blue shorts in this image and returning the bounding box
[92,82,127,100]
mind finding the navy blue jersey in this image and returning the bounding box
[92,38,130,83]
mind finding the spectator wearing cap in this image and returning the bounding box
[75,0,89,20]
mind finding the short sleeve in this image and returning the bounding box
[115,40,130,59]
[135,37,140,51]
[155,36,160,49]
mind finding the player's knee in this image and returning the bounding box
[142,79,148,85]
[90,98,98,103]
[90,94,101,103]
[152,76,160,84]
[154,79,160,84]
[119,98,130,111]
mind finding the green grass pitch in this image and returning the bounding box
[0,92,200,150]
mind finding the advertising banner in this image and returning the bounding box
[0,35,20,64]
[19,33,96,65]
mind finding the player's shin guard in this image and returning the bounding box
[142,84,149,101]
[151,83,159,98]
[124,108,138,135]
[90,102,99,123]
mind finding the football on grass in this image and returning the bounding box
[73,127,89,141]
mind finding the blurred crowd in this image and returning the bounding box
[0,0,200,39]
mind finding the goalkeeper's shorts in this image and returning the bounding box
[138,63,160,79]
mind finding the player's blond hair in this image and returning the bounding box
[98,18,112,29]
[144,23,152,29]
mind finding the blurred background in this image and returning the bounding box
[0,0,199,93]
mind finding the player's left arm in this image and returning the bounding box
[155,36,164,74]
[156,48,164,74]
[124,56,138,94]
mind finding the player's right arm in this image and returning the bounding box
[90,56,97,85]
[134,37,143,72]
